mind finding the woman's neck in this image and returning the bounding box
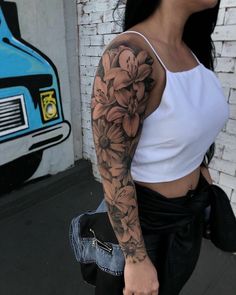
[140,2,191,48]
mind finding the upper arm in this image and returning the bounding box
[90,36,157,183]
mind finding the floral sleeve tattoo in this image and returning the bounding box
[91,41,156,264]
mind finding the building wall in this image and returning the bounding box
[211,0,236,212]
[13,0,82,175]
[77,0,236,212]
[0,0,82,193]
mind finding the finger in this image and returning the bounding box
[122,287,133,295]
[148,290,159,295]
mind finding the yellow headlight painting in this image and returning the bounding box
[40,90,58,121]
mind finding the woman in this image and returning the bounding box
[90,0,229,294]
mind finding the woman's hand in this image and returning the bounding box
[123,255,159,295]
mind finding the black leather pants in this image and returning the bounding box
[95,171,211,295]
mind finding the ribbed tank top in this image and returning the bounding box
[119,30,230,182]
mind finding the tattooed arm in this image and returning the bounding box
[91,39,156,264]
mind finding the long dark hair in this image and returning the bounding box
[115,0,221,70]
[114,0,220,167]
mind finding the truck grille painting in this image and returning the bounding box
[0,1,71,192]
[0,94,28,137]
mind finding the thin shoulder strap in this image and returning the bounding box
[189,50,201,65]
[119,30,168,71]
[120,30,201,68]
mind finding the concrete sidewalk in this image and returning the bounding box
[0,159,235,295]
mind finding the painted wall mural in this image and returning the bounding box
[0,0,71,194]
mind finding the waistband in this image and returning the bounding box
[134,171,211,234]
[134,170,210,203]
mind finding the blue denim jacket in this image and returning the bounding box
[69,182,236,278]
[69,198,125,276]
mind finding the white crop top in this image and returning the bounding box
[119,30,230,182]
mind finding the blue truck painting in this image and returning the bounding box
[0,1,71,193]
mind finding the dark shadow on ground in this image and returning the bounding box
[0,159,235,295]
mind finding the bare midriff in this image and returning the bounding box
[134,165,201,199]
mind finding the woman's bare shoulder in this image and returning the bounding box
[104,31,159,64]
[98,31,165,87]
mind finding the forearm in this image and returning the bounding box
[100,169,148,264]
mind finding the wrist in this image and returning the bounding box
[123,246,148,264]
[125,252,148,264]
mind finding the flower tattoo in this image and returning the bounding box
[91,39,156,263]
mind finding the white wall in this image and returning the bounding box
[211,0,236,212]
[77,0,236,212]
[8,0,82,178]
